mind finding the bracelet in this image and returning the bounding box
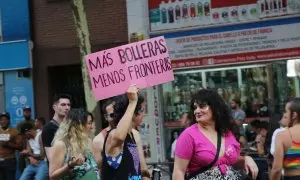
[141,170,151,178]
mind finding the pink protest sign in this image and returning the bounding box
[85,36,174,100]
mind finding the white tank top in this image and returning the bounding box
[29,131,42,155]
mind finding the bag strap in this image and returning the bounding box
[186,131,222,179]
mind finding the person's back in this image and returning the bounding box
[101,87,148,180]
[272,98,300,180]
[102,131,141,179]
[41,119,59,162]
[282,127,300,176]
[92,98,115,169]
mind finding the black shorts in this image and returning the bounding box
[284,176,300,180]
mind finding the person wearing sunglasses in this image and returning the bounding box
[93,95,150,179]
[92,98,115,171]
[100,85,150,179]
[173,89,258,180]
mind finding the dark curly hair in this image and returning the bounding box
[20,122,34,134]
[111,93,145,128]
[190,89,236,136]
[101,97,115,115]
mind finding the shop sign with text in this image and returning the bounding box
[161,17,300,68]
[149,0,300,32]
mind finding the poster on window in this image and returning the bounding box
[149,0,300,32]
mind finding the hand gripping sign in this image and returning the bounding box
[85,36,174,100]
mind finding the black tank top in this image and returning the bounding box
[102,130,141,180]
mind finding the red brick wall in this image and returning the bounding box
[85,0,128,46]
[31,0,128,119]
[32,0,128,49]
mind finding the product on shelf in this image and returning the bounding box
[191,2,196,18]
[182,2,189,19]
[175,4,181,20]
[168,0,175,23]
[160,1,168,24]
[204,1,211,16]
[197,2,203,17]
[151,0,299,31]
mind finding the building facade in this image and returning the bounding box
[127,0,300,166]
[0,0,34,127]
[31,0,128,121]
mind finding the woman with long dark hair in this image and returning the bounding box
[173,89,258,180]
[272,98,300,180]
[92,98,115,170]
[101,85,150,179]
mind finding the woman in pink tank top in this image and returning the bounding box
[173,89,258,180]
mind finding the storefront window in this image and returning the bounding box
[205,69,239,105]
[162,62,300,160]
[273,60,300,113]
[289,77,300,97]
[240,66,269,118]
[162,72,202,159]
[163,72,202,123]
[162,66,272,125]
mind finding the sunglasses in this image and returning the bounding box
[104,113,114,119]
[137,108,145,114]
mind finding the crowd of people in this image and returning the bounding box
[0,85,300,179]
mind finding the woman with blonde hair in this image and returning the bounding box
[49,109,99,180]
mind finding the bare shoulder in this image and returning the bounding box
[53,140,66,150]
[132,129,141,143]
[94,129,116,143]
[277,130,289,138]
[132,129,140,137]
[276,130,290,144]
[93,133,104,144]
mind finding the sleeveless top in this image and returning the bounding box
[102,130,142,180]
[61,150,100,180]
[283,129,300,169]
